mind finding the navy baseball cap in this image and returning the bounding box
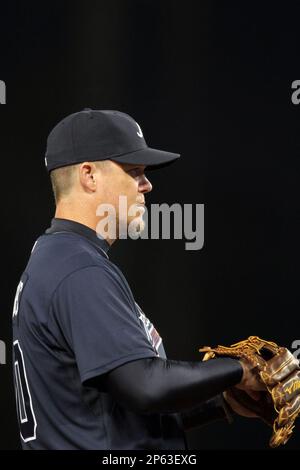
[45,109,180,172]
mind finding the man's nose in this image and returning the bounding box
[138,174,152,194]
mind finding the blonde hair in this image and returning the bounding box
[50,164,78,204]
[50,160,110,204]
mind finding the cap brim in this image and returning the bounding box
[110,147,180,170]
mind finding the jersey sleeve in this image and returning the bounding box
[50,264,157,384]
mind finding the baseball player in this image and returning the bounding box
[12,109,264,450]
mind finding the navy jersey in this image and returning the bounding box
[12,218,186,450]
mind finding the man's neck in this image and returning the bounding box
[54,206,115,246]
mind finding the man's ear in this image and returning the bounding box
[79,162,97,192]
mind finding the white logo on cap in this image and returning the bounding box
[136,123,143,138]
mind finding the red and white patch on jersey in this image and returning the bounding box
[135,303,162,356]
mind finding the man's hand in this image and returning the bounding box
[223,359,265,418]
[236,359,265,392]
[223,359,274,422]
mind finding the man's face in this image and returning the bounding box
[95,161,152,238]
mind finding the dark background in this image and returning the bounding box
[0,0,299,450]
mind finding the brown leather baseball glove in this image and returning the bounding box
[199,336,300,447]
